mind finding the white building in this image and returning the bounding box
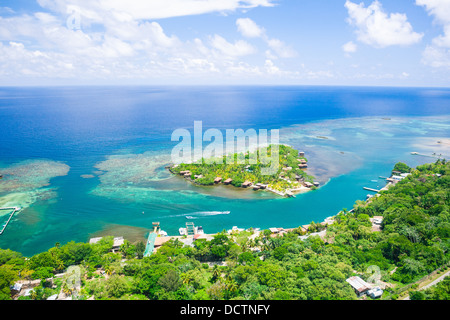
[346,276,372,297]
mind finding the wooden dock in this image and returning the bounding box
[0,207,21,235]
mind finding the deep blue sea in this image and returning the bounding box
[0,86,449,256]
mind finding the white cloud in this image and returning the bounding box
[266,38,297,58]
[342,41,358,53]
[37,0,275,20]
[236,17,297,58]
[210,34,256,57]
[236,18,265,38]
[0,0,304,83]
[422,45,450,68]
[345,0,423,48]
[416,0,450,25]
[417,0,450,68]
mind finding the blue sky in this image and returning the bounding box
[0,0,449,86]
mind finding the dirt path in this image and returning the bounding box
[402,269,450,300]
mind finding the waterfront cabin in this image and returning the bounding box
[299,151,305,157]
[298,163,308,169]
[112,237,124,252]
[242,181,252,188]
[224,178,233,185]
[313,182,320,187]
[253,184,261,190]
[214,177,222,184]
[304,182,313,188]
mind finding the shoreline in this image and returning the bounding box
[168,166,318,198]
[166,144,319,198]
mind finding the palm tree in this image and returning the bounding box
[210,265,221,283]
[104,265,113,276]
[181,273,192,286]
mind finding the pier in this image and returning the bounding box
[0,207,21,235]
[143,222,162,257]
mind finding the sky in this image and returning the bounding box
[0,0,449,87]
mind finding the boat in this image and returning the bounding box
[179,227,186,236]
[159,230,168,237]
[197,226,204,235]
[186,216,194,219]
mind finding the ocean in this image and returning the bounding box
[0,85,449,256]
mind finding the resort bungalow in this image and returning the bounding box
[346,276,372,297]
[179,170,190,175]
[214,177,222,184]
[242,181,252,188]
[298,163,308,169]
[299,151,305,157]
[112,237,124,252]
[304,182,313,188]
[224,178,233,185]
[313,182,320,187]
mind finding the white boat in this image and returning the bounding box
[179,227,186,236]
[159,230,168,237]
[196,226,204,235]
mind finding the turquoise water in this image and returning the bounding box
[0,86,449,256]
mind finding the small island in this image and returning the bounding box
[168,144,319,197]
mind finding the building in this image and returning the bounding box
[214,177,222,183]
[112,237,125,252]
[90,236,124,252]
[242,181,252,188]
[367,287,383,299]
[89,237,103,244]
[224,178,233,185]
[346,276,372,297]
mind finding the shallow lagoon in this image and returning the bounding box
[0,86,449,256]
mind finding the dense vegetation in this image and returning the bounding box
[410,276,450,300]
[170,144,315,191]
[0,159,449,300]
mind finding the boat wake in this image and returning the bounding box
[185,211,230,219]
[165,211,230,219]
